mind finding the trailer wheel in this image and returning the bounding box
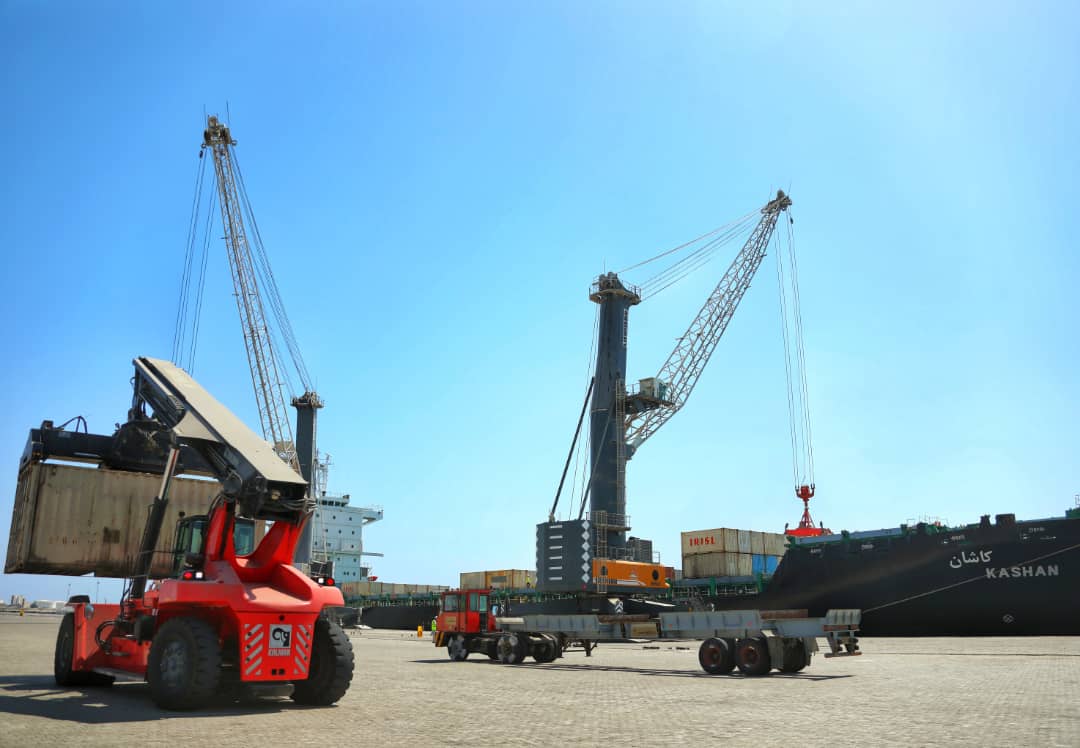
[698,637,735,675]
[448,634,470,661]
[735,636,772,676]
[486,639,499,660]
[532,634,558,664]
[148,617,222,710]
[291,618,355,706]
[496,633,526,664]
[779,639,810,673]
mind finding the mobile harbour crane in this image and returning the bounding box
[434,192,862,675]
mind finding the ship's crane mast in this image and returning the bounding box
[174,115,325,565]
[198,116,318,472]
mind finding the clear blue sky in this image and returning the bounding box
[1,2,1077,603]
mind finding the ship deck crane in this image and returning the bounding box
[541,191,811,593]
[175,115,327,569]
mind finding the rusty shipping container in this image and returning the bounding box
[6,462,231,578]
[485,569,534,589]
[681,528,738,556]
[683,528,787,558]
[459,571,486,589]
[765,533,788,556]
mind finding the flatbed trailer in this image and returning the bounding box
[433,589,861,675]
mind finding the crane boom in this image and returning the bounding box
[202,116,299,470]
[624,190,791,451]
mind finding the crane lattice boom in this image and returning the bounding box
[624,190,791,451]
[202,116,299,470]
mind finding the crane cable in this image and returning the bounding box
[172,152,207,365]
[774,212,814,488]
[637,215,758,300]
[231,148,313,393]
[570,306,600,519]
[616,208,757,275]
[788,214,815,481]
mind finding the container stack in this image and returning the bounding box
[338,581,450,598]
[680,528,787,579]
[459,569,536,590]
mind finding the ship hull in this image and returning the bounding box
[710,514,1080,635]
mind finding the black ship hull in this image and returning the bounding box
[710,513,1080,635]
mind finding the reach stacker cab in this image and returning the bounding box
[30,358,355,710]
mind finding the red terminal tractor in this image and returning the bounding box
[33,357,354,709]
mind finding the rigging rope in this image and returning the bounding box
[775,228,800,488]
[639,218,757,300]
[231,148,313,393]
[172,153,208,365]
[775,211,814,489]
[616,208,757,275]
[185,186,216,374]
[570,306,600,519]
[787,213,815,482]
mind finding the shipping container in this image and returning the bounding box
[736,530,752,555]
[750,532,765,556]
[682,551,751,579]
[766,555,781,574]
[6,462,244,578]
[680,528,740,556]
[485,569,535,589]
[751,554,767,575]
[764,533,787,556]
[460,572,486,589]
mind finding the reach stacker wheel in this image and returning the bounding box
[496,633,527,664]
[148,616,222,710]
[54,613,114,688]
[291,618,355,706]
[448,634,470,661]
[735,636,772,677]
[698,637,735,675]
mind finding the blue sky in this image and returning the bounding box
[1,2,1077,603]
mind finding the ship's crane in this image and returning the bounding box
[175,115,325,566]
[541,190,814,593]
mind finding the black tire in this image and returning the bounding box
[486,639,499,661]
[448,634,470,661]
[735,636,772,676]
[496,633,526,664]
[55,613,114,688]
[291,618,354,706]
[779,639,810,673]
[698,637,735,675]
[147,617,222,710]
[532,634,558,664]
[55,613,86,687]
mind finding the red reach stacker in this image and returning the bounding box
[29,358,354,709]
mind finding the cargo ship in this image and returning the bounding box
[345,506,1080,635]
[696,506,1080,636]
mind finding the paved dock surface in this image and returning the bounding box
[0,613,1076,747]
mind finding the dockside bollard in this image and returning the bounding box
[417,625,423,638]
